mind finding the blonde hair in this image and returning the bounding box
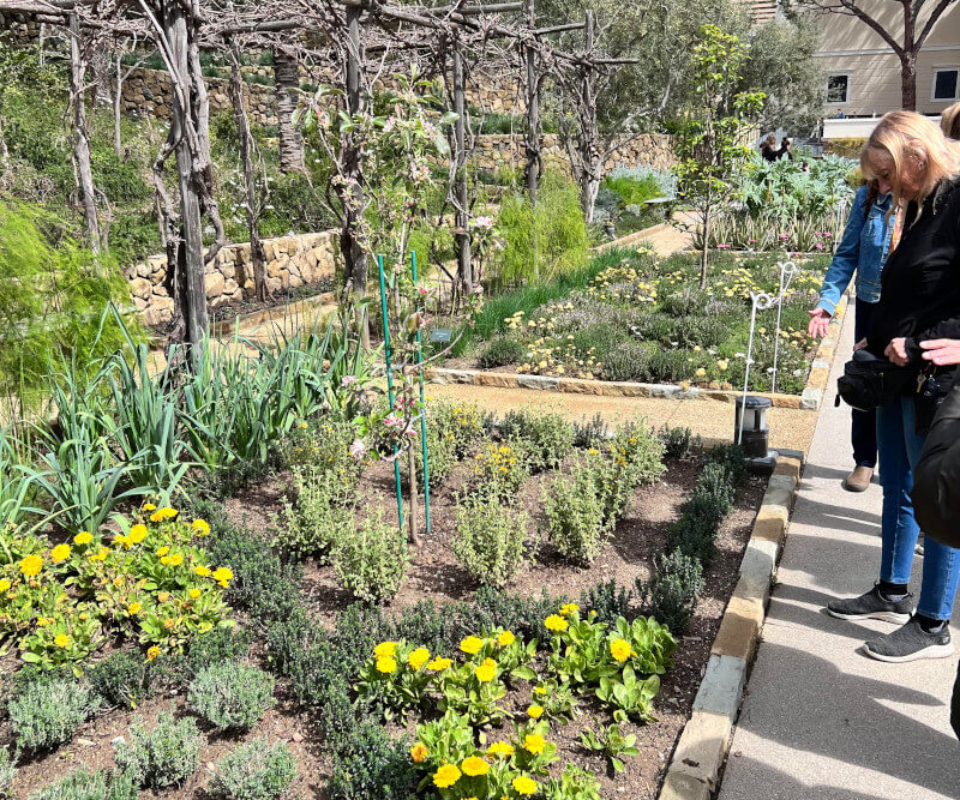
[942,102,960,140]
[860,110,960,208]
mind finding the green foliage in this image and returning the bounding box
[478,336,526,369]
[472,441,530,503]
[453,493,531,588]
[277,466,355,560]
[334,509,409,604]
[26,770,138,800]
[497,409,574,472]
[328,722,418,800]
[174,627,253,682]
[208,739,297,800]
[658,425,700,459]
[88,651,153,709]
[666,457,740,564]
[544,764,604,800]
[113,711,202,790]
[0,747,15,798]
[639,549,705,634]
[602,172,663,207]
[580,580,634,627]
[542,455,609,566]
[188,662,275,731]
[579,719,639,773]
[9,679,96,754]
[496,172,590,287]
[572,413,609,450]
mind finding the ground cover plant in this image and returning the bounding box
[466,247,829,394]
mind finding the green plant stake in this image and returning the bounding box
[411,250,431,534]
[377,254,404,529]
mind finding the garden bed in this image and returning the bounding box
[2,401,767,800]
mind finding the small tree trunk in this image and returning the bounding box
[524,0,540,205]
[700,203,710,289]
[451,45,472,297]
[406,437,420,547]
[114,51,124,157]
[274,50,305,173]
[69,14,100,254]
[900,52,917,111]
[230,43,268,302]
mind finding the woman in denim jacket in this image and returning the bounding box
[808,182,894,492]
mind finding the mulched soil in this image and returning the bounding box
[4,451,765,800]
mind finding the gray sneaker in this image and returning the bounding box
[864,616,954,663]
[826,584,913,625]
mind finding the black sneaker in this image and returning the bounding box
[826,584,913,625]
[863,616,954,663]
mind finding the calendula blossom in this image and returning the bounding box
[143,503,157,512]
[408,648,430,671]
[192,519,210,536]
[129,525,148,544]
[194,565,211,577]
[376,656,397,674]
[475,658,496,683]
[461,756,489,777]
[170,553,184,567]
[147,646,160,661]
[410,742,428,763]
[497,631,515,647]
[20,554,42,577]
[460,635,484,655]
[74,532,93,546]
[610,638,632,663]
[50,544,71,563]
[158,592,170,603]
[128,602,142,615]
[513,775,538,795]
[487,742,514,758]
[523,734,546,755]
[433,764,461,789]
[544,615,568,632]
[189,588,202,599]
[374,641,398,658]
[0,580,10,593]
[212,567,233,586]
[54,634,71,649]
[427,657,453,672]
[527,705,544,719]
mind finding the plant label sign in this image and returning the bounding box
[430,329,453,343]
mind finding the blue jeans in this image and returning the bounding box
[852,299,878,468]
[877,395,960,620]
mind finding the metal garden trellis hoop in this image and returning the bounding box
[739,259,799,446]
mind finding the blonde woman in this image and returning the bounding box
[826,111,960,662]
[943,102,960,140]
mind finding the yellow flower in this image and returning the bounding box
[192,519,210,537]
[194,565,211,578]
[114,535,132,550]
[534,686,548,696]
[374,641,398,658]
[189,588,202,599]
[50,544,71,563]
[74,532,93,546]
[54,634,71,649]
[89,547,108,562]
[410,742,428,763]
[129,524,148,544]
[717,359,729,371]
[475,658,496,683]
[559,603,579,617]
[37,617,51,627]
[408,647,430,671]
[170,553,184,567]
[212,567,233,586]
[147,646,160,661]
[544,615,568,632]
[157,592,170,603]
[433,764,461,789]
[0,580,10,593]
[426,657,453,672]
[527,705,544,719]
[150,507,178,523]
[113,576,125,588]
[513,775,538,795]
[610,638,632,663]
[523,734,545,755]
[19,554,42,577]
[695,368,707,378]
[163,618,176,630]
[460,635,484,655]
[461,756,489,777]
[376,656,397,674]
[487,741,514,758]
[160,556,173,566]
[143,503,157,512]
[156,546,170,557]
[497,631,515,647]
[128,602,142,615]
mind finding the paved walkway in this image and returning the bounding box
[718,303,960,799]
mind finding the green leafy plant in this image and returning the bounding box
[26,770,138,800]
[580,581,634,627]
[542,456,609,566]
[334,509,409,604]
[113,711,202,790]
[478,336,526,369]
[472,441,529,503]
[544,764,603,800]
[88,651,153,709]
[188,662,275,731]
[0,747,15,799]
[413,710,476,768]
[579,720,639,773]
[639,549,705,634]
[208,739,298,800]
[596,664,662,723]
[355,640,434,722]
[9,679,96,754]
[276,466,355,560]
[658,425,700,460]
[497,409,574,472]
[453,493,531,589]
[328,721,418,800]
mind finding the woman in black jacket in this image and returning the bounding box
[826,111,960,663]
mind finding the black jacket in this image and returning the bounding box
[867,178,960,368]
[913,368,960,549]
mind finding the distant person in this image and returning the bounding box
[778,137,794,161]
[801,161,812,173]
[836,107,846,120]
[943,102,960,140]
[760,133,779,162]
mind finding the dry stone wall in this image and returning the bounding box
[126,232,337,327]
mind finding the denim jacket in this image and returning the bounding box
[816,184,893,315]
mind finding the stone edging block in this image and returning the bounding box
[656,451,803,800]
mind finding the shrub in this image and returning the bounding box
[472,441,529,502]
[334,509,409,604]
[208,739,297,800]
[542,458,609,565]
[658,425,699,460]
[178,627,252,681]
[497,409,574,472]
[599,340,651,383]
[639,549,705,635]
[478,336,526,369]
[328,722,418,800]
[26,770,138,800]
[666,459,739,564]
[580,580,634,626]
[188,662,275,731]
[88,651,152,709]
[705,444,748,485]
[613,421,667,486]
[113,712,202,790]
[0,747,14,799]
[282,418,363,491]
[9,680,95,753]
[573,413,609,449]
[453,493,531,588]
[545,764,604,800]
[276,466,354,560]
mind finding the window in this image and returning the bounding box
[933,68,959,102]
[827,74,850,104]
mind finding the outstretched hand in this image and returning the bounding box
[920,339,960,367]
[807,308,831,339]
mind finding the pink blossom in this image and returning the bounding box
[341,375,358,387]
[716,243,731,250]
[383,413,402,429]
[471,285,484,295]
[349,439,368,460]
[418,286,429,296]
[815,243,824,251]
[470,216,495,229]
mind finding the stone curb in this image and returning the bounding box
[657,449,804,800]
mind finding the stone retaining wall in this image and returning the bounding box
[125,232,337,327]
